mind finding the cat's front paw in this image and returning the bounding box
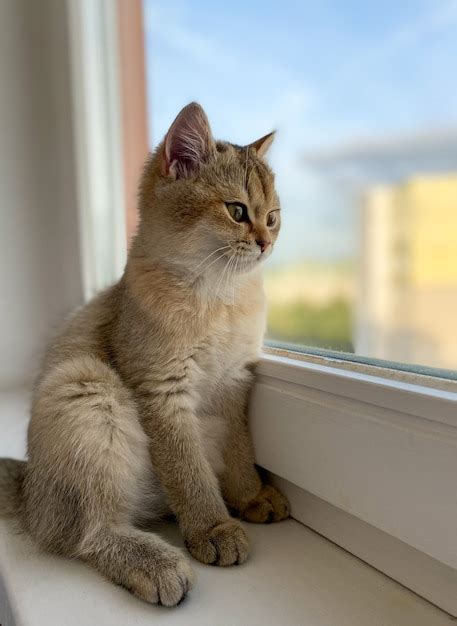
[125,547,194,607]
[185,519,249,566]
[240,485,290,523]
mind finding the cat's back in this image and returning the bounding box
[38,283,122,378]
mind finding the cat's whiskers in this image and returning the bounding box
[193,253,228,282]
[216,254,233,300]
[228,250,242,305]
[214,252,235,302]
[226,253,238,306]
[231,255,240,305]
[222,254,237,304]
[191,245,231,279]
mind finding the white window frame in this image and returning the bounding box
[251,350,457,614]
[66,3,457,616]
[67,0,127,301]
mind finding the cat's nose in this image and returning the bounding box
[256,239,271,253]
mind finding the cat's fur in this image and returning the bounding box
[0,103,289,606]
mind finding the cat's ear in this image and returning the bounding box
[247,131,276,159]
[163,102,215,179]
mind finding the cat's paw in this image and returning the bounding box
[185,519,249,566]
[128,550,195,607]
[240,485,290,523]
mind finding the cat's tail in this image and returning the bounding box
[0,458,25,518]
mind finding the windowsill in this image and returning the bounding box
[1,519,451,626]
[0,389,454,626]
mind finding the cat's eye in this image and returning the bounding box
[267,211,278,227]
[226,202,249,223]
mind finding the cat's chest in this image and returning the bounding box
[192,306,263,473]
[193,301,265,394]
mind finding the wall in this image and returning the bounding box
[0,0,83,388]
[117,0,149,245]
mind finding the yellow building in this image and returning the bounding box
[356,174,457,370]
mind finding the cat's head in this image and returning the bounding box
[137,102,280,282]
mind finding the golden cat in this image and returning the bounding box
[0,103,289,606]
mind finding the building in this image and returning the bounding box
[357,175,457,369]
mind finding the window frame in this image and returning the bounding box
[67,0,127,300]
[251,350,457,568]
[251,349,457,613]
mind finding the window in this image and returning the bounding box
[67,3,457,613]
[143,0,457,375]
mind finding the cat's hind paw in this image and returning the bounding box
[185,519,249,566]
[240,485,290,523]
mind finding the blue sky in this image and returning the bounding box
[143,0,457,265]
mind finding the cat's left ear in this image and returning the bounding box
[163,102,215,179]
[247,131,276,159]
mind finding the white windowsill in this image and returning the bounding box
[0,389,454,626]
[2,518,452,626]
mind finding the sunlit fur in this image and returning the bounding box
[0,103,289,607]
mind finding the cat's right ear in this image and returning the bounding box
[163,102,215,179]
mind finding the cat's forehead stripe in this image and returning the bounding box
[255,162,270,202]
[229,145,271,207]
[246,162,271,212]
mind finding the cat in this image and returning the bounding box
[0,102,289,606]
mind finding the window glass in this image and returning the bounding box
[143,0,457,372]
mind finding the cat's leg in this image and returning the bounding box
[135,364,249,567]
[81,526,193,605]
[217,375,290,524]
[23,356,193,606]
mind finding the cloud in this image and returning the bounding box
[301,127,457,185]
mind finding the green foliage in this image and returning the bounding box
[266,297,354,353]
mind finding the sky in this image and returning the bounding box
[142,0,457,266]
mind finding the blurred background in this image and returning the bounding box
[0,0,456,391]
